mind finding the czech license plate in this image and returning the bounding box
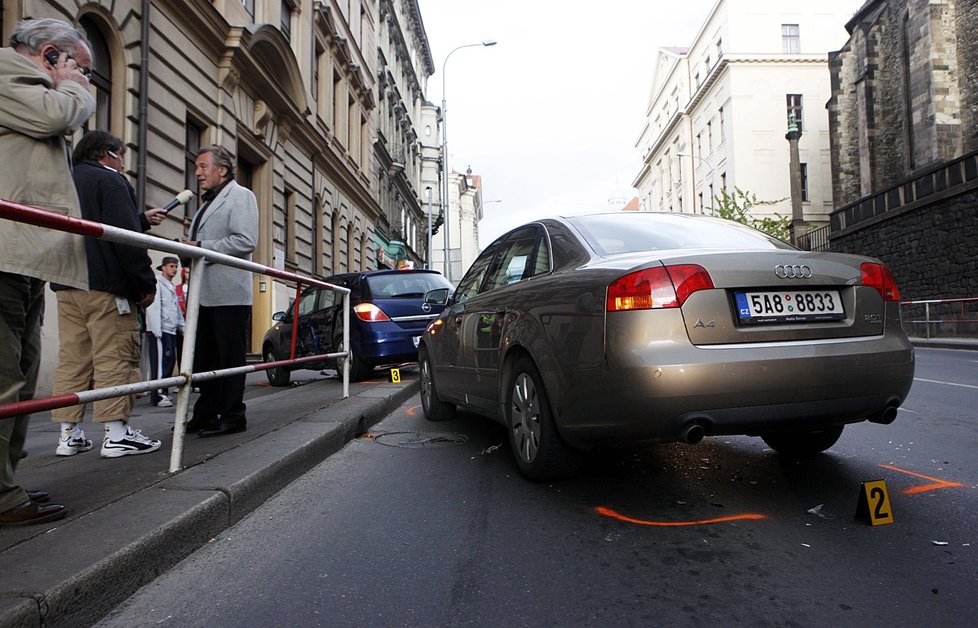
[412,335,421,348]
[735,290,845,324]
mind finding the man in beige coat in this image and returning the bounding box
[0,18,95,526]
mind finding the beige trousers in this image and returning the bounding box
[51,290,141,423]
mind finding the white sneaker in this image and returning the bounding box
[56,430,93,456]
[100,427,162,458]
[153,395,173,408]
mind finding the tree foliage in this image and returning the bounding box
[712,187,791,241]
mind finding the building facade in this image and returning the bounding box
[826,0,978,301]
[431,167,483,282]
[373,0,436,270]
[1,0,437,392]
[633,0,862,226]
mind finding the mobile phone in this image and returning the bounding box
[44,49,60,67]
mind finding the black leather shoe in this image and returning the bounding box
[185,418,218,434]
[26,490,49,503]
[0,500,66,526]
[199,423,247,438]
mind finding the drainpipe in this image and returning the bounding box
[136,0,151,210]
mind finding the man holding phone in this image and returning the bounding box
[0,17,95,525]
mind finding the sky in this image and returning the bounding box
[415,0,719,247]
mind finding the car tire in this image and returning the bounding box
[333,326,371,382]
[761,425,844,456]
[419,345,456,421]
[264,348,291,387]
[505,356,582,481]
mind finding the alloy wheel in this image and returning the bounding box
[510,372,541,463]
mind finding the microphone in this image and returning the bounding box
[162,190,194,213]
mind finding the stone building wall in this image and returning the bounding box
[827,0,978,306]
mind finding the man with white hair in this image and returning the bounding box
[0,17,94,525]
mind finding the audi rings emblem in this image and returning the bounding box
[775,264,813,279]
[421,302,432,313]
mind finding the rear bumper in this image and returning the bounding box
[356,324,425,365]
[550,333,915,449]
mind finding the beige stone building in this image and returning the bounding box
[1,0,436,392]
[632,0,862,226]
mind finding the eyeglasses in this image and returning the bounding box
[107,151,122,161]
[65,53,93,79]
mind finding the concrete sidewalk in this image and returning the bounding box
[0,367,419,627]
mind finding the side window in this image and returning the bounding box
[484,226,542,291]
[319,290,337,310]
[530,234,551,277]
[546,223,585,270]
[297,290,319,317]
[453,244,502,305]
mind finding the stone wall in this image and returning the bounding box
[827,0,978,308]
[827,0,977,207]
[832,193,978,301]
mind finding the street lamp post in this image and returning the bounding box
[676,152,717,216]
[440,39,496,282]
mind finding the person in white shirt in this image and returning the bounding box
[144,257,185,407]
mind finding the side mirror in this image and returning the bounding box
[272,311,286,322]
[424,288,451,306]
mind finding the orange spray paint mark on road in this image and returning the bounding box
[406,404,421,417]
[880,464,965,494]
[595,506,766,527]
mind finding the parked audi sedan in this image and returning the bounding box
[262,269,453,385]
[419,212,915,481]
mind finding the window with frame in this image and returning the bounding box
[80,18,110,133]
[281,0,293,41]
[313,45,323,113]
[184,120,204,221]
[786,94,803,132]
[782,24,800,53]
[285,188,296,261]
[332,69,343,135]
[800,163,809,202]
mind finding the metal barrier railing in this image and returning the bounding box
[900,296,978,339]
[0,197,351,472]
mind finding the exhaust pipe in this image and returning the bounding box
[679,422,706,444]
[868,401,900,425]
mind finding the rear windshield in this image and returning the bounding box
[365,273,452,299]
[568,213,795,255]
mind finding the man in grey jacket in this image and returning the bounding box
[0,18,94,525]
[182,146,258,437]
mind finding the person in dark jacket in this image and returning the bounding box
[49,131,163,459]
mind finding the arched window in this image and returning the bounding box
[80,17,111,132]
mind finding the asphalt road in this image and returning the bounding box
[98,348,977,627]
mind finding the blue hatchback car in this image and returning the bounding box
[262,269,453,384]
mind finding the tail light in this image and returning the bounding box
[607,264,714,312]
[354,302,391,322]
[860,262,901,301]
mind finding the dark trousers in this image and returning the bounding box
[148,332,177,404]
[192,305,249,427]
[0,273,42,512]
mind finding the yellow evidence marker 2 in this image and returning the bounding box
[855,479,894,526]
